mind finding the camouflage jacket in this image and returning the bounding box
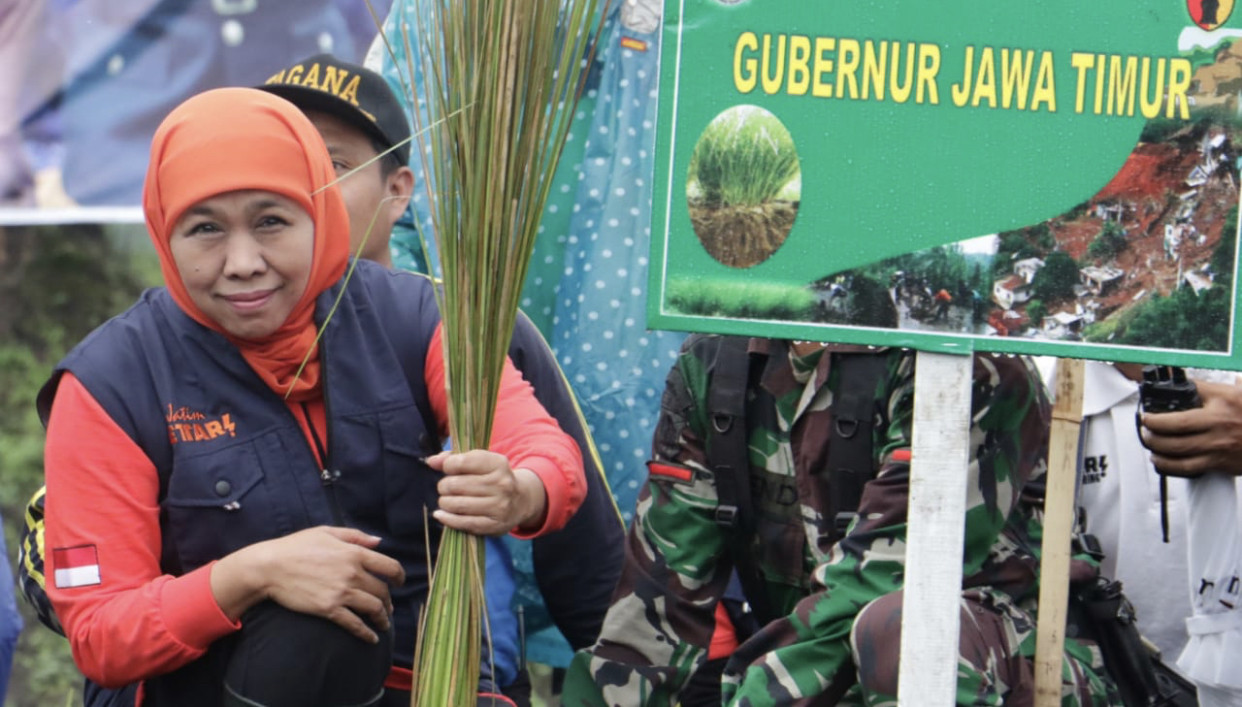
[563,335,1052,706]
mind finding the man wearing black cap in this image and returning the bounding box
[260,53,415,266]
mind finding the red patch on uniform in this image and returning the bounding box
[647,461,694,483]
[890,448,913,463]
[620,36,648,52]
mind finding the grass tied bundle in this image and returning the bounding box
[380,1,605,704]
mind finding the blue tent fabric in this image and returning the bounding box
[370,0,438,279]
[375,0,682,668]
[544,2,684,532]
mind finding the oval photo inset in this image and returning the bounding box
[687,105,801,268]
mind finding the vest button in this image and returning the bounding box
[215,480,232,497]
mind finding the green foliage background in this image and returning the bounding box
[1087,221,1127,262]
[1,224,160,706]
[1114,286,1231,350]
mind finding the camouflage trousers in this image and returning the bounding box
[724,588,1123,706]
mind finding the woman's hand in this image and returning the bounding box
[426,450,548,536]
[211,526,405,644]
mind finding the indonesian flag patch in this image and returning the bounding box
[53,545,101,588]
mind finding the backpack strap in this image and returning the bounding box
[707,336,752,533]
[703,336,777,626]
[823,352,888,539]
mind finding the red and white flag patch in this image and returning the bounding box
[53,545,101,589]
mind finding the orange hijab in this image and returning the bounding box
[143,87,349,401]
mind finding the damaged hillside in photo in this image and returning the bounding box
[790,38,1242,353]
[983,109,1238,351]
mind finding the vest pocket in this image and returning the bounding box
[378,412,441,538]
[331,407,439,539]
[381,439,441,537]
[164,440,280,572]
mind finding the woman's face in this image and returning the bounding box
[169,190,314,339]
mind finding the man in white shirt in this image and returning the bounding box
[1075,360,1193,661]
[1141,370,1242,707]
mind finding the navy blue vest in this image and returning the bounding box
[39,260,445,673]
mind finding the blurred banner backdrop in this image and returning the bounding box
[0,0,389,221]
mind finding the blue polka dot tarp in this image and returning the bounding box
[543,4,684,534]
[374,0,682,669]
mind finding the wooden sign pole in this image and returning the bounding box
[1033,358,1085,706]
[897,351,973,704]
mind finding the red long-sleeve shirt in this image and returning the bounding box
[45,323,584,687]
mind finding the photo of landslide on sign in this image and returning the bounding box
[767,37,1242,355]
[686,105,801,268]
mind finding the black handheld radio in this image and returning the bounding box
[1137,365,1201,543]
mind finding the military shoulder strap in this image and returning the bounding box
[703,335,772,628]
[706,335,753,534]
[823,352,889,538]
[707,343,889,542]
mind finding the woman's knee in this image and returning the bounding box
[224,602,392,707]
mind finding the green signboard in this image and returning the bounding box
[648,0,1242,368]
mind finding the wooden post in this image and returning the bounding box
[897,351,973,704]
[1033,358,1085,705]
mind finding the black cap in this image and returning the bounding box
[258,53,411,165]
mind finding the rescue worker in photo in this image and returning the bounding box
[562,335,1124,705]
[38,87,584,707]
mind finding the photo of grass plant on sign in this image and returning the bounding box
[687,105,801,268]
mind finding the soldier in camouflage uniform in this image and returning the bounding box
[562,334,1122,706]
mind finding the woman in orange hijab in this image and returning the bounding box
[41,88,583,706]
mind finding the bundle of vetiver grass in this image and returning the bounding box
[389,2,604,705]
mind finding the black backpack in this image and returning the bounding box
[703,335,887,627]
[681,336,885,705]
